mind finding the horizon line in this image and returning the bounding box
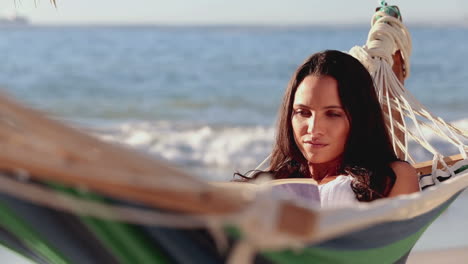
[15,20,468,28]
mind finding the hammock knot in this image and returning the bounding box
[230,185,306,254]
[354,11,413,78]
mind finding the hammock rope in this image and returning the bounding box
[251,10,468,173]
[349,11,467,178]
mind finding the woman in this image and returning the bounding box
[238,50,419,204]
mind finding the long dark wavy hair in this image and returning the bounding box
[236,50,398,202]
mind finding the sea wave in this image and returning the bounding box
[88,118,467,174]
[90,121,275,173]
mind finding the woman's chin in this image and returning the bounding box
[306,152,342,165]
[306,154,326,164]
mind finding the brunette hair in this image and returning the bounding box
[237,50,398,202]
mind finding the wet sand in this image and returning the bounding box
[407,247,468,264]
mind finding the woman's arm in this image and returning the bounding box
[387,161,420,197]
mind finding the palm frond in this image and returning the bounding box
[18,0,57,8]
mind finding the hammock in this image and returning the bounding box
[1,3,467,264]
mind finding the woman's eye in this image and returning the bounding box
[326,111,342,117]
[293,109,311,117]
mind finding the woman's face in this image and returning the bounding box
[292,75,350,164]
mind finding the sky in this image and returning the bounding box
[0,0,467,25]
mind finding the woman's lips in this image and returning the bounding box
[304,141,328,148]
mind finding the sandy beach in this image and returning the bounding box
[408,247,468,264]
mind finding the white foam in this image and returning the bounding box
[90,118,467,176]
[91,121,275,173]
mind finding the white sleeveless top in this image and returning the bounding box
[318,175,358,208]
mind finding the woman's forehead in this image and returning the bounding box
[294,75,342,107]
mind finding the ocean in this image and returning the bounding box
[0,25,467,252]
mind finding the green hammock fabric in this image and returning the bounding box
[51,184,170,264]
[0,201,69,264]
[0,161,467,264]
[0,186,171,264]
[262,195,457,264]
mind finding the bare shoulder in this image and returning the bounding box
[388,161,420,197]
[390,161,417,175]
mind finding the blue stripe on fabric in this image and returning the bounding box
[315,191,462,250]
[0,193,118,264]
[143,227,226,264]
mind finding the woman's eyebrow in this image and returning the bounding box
[323,105,343,109]
[293,104,343,109]
[293,104,310,108]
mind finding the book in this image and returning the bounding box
[219,178,322,205]
[267,179,320,204]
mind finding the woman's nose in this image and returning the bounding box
[306,115,324,135]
